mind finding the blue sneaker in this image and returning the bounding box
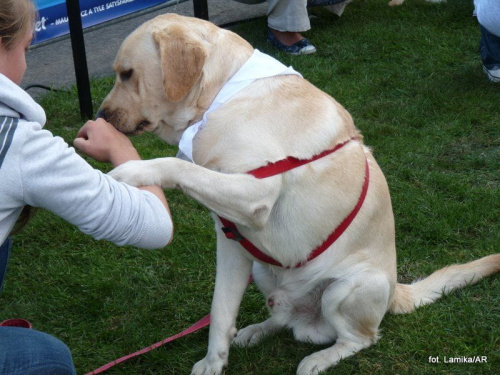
[267,29,317,55]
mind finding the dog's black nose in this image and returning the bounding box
[94,109,107,121]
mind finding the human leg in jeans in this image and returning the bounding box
[0,238,76,375]
[0,327,76,375]
[267,0,317,54]
[479,25,500,82]
[475,0,500,81]
[0,238,11,293]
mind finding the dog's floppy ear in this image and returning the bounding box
[153,26,207,102]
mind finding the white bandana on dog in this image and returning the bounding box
[177,49,302,162]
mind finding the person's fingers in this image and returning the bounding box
[76,122,91,139]
[73,136,89,152]
[94,118,108,126]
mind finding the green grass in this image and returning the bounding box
[2,0,499,374]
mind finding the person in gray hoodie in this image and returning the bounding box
[0,1,172,373]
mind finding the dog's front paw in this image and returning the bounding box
[108,160,161,187]
[191,356,227,375]
[232,324,266,347]
[297,352,333,375]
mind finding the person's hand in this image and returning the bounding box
[74,118,140,166]
[75,119,170,218]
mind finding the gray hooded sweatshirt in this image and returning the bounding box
[0,73,172,248]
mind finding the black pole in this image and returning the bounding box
[65,0,93,119]
[193,0,209,20]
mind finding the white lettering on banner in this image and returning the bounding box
[41,0,136,26]
[54,17,68,26]
[35,16,48,32]
[106,0,135,10]
[34,0,146,45]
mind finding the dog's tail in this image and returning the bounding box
[389,254,500,314]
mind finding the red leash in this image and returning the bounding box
[86,276,254,374]
[1,315,210,375]
[85,314,210,375]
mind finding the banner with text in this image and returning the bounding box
[34,0,167,44]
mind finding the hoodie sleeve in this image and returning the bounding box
[475,0,500,37]
[20,123,172,249]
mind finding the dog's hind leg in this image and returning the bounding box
[251,261,279,296]
[296,270,391,375]
[192,234,253,375]
[233,262,287,347]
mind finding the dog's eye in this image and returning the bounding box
[120,69,133,81]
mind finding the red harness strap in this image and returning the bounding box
[247,138,353,178]
[218,138,370,268]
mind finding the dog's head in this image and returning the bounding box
[97,13,253,145]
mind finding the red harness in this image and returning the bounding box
[218,138,370,268]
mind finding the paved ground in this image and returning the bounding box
[24,0,268,97]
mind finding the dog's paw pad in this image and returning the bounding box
[232,324,266,347]
[191,357,226,375]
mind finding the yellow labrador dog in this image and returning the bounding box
[100,14,499,375]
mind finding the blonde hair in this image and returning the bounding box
[0,0,37,50]
[1,0,38,235]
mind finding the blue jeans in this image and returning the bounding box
[0,327,76,375]
[0,238,11,293]
[480,25,500,69]
[0,238,76,375]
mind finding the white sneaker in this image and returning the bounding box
[483,66,500,82]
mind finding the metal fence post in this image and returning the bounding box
[65,0,93,119]
[193,0,209,20]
